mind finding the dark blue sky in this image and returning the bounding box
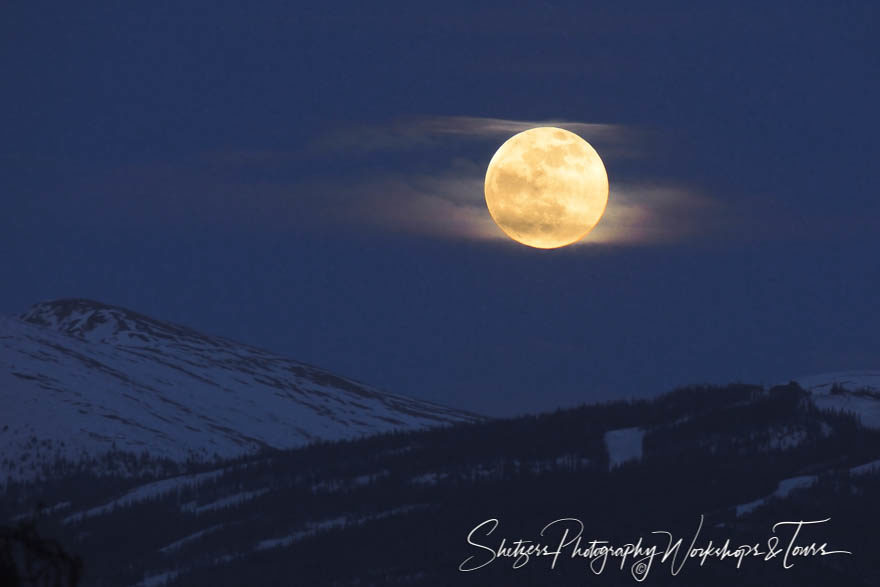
[2,2,877,416]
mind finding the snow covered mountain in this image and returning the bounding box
[0,299,480,482]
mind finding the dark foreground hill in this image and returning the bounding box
[3,381,880,586]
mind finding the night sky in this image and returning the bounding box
[2,2,877,416]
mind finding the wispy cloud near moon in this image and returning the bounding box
[332,168,720,246]
[80,116,723,247]
[312,115,639,159]
[310,116,719,246]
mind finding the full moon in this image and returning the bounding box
[484,127,609,249]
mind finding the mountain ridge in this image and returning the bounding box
[1,299,481,483]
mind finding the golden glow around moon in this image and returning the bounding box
[484,127,609,249]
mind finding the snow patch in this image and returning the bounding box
[735,475,817,517]
[64,468,227,524]
[255,516,349,551]
[850,459,880,476]
[409,471,447,486]
[180,488,270,515]
[795,371,880,394]
[254,505,425,552]
[604,427,644,468]
[311,470,389,494]
[134,569,179,587]
[766,428,807,451]
[10,500,71,522]
[159,524,224,554]
[793,371,880,430]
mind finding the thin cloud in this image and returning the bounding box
[579,183,722,245]
[312,115,638,159]
[317,159,721,246]
[404,115,624,142]
[307,116,716,245]
[330,161,502,242]
[79,116,722,247]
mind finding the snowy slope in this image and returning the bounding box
[0,299,480,481]
[794,371,880,429]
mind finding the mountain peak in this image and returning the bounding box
[20,298,212,347]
